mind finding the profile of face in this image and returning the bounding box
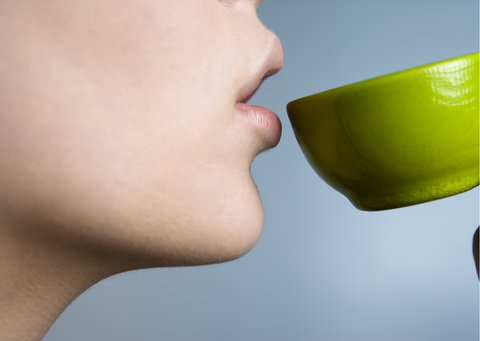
[0,0,283,269]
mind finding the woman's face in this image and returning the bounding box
[0,0,283,266]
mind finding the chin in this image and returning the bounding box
[76,173,267,271]
[143,180,265,268]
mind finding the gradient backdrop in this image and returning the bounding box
[44,1,479,340]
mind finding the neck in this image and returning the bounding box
[0,220,123,341]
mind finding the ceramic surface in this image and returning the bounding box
[287,53,479,211]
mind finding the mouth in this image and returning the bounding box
[235,40,283,150]
[235,74,282,149]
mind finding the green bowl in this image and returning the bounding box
[287,53,479,211]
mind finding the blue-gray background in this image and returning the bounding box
[44,1,479,340]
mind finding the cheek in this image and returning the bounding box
[0,0,267,266]
[0,66,262,267]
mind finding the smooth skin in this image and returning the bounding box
[0,1,283,339]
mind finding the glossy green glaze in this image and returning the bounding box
[287,53,479,211]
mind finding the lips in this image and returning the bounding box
[235,99,282,149]
[235,39,284,149]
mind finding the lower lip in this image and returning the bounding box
[235,103,282,148]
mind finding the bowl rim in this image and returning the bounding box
[288,52,479,107]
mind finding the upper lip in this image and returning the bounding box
[236,38,284,105]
